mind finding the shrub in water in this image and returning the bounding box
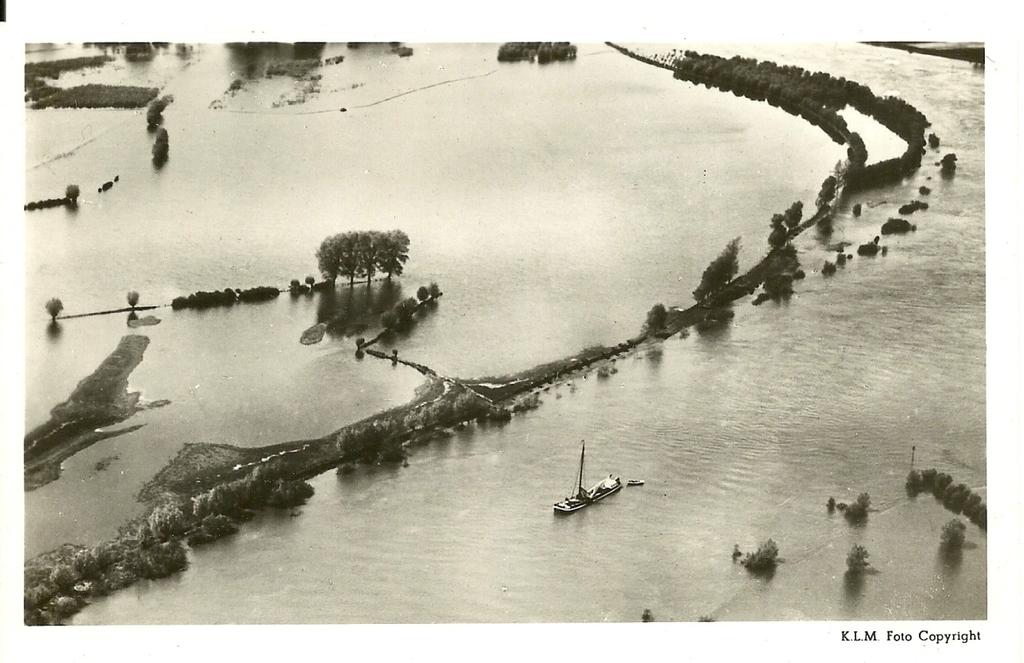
[742,539,779,573]
[45,297,64,321]
[844,493,870,523]
[846,544,870,572]
[940,519,966,551]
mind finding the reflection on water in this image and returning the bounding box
[842,570,865,612]
[45,320,63,341]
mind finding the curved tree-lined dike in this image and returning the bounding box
[26,44,956,625]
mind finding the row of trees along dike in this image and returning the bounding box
[667,49,929,192]
[906,468,987,529]
[641,236,742,339]
[44,290,152,322]
[378,283,441,333]
[171,285,281,310]
[316,230,411,286]
[25,184,80,211]
[497,43,578,63]
[146,94,174,130]
[24,461,315,625]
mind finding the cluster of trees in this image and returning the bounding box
[379,282,441,332]
[826,492,871,522]
[24,56,112,105]
[768,201,804,249]
[192,463,314,521]
[316,230,411,286]
[331,384,491,467]
[152,127,170,166]
[289,276,318,295]
[171,285,281,310]
[24,456,320,624]
[906,468,986,529]
[24,520,189,625]
[124,43,157,62]
[741,538,779,573]
[670,50,930,192]
[146,95,174,128]
[693,238,741,302]
[497,42,577,63]
[31,84,159,109]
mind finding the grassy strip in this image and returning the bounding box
[25,335,151,470]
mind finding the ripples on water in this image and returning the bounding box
[24,42,983,622]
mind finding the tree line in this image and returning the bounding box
[670,50,930,191]
[316,230,411,286]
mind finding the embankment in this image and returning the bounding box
[24,335,168,490]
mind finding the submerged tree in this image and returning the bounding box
[846,544,870,572]
[146,94,174,128]
[940,519,966,551]
[844,492,871,523]
[152,127,170,165]
[358,232,381,285]
[126,290,140,309]
[377,230,411,280]
[644,303,668,334]
[64,184,80,206]
[45,297,64,321]
[693,238,741,302]
[741,539,779,573]
[316,230,412,287]
[317,232,363,286]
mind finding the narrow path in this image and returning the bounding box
[219,69,499,116]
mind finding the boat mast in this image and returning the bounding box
[578,441,586,496]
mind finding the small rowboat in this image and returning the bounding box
[627,479,645,487]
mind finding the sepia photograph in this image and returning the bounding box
[3,4,1022,660]
[19,38,990,625]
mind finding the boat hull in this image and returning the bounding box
[553,481,622,514]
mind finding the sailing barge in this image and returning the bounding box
[553,441,622,514]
